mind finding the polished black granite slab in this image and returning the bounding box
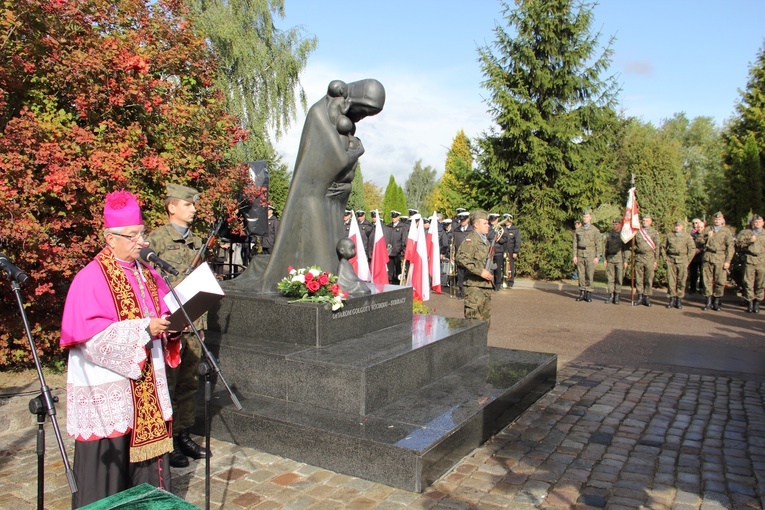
[208,283,412,346]
[197,347,557,491]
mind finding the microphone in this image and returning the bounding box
[139,247,179,276]
[0,252,29,284]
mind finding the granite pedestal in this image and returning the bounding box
[196,284,557,492]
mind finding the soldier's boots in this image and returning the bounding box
[585,291,592,302]
[666,297,676,309]
[675,298,683,309]
[613,293,619,305]
[633,294,643,306]
[170,445,189,468]
[642,295,652,307]
[712,297,721,311]
[604,292,613,304]
[747,300,755,313]
[703,297,713,310]
[575,290,585,302]
[755,300,761,313]
[176,429,207,460]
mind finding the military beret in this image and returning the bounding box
[613,217,622,224]
[442,218,452,225]
[713,211,724,219]
[166,183,199,203]
[355,210,365,217]
[457,211,470,219]
[391,210,401,217]
[472,210,488,221]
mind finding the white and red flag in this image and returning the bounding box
[370,210,390,285]
[620,187,640,243]
[426,212,442,294]
[404,214,430,301]
[347,211,370,281]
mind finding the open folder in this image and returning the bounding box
[163,262,225,331]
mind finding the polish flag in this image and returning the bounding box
[620,187,640,243]
[426,212,442,294]
[405,214,430,301]
[370,210,390,285]
[348,211,370,281]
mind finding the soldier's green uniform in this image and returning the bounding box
[735,215,765,312]
[633,218,660,305]
[457,213,493,323]
[604,218,629,304]
[701,212,735,310]
[146,183,206,466]
[661,222,695,308]
[572,214,602,302]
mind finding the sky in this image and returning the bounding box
[272,0,765,188]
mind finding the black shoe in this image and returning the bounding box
[633,294,643,306]
[666,297,675,309]
[755,300,761,313]
[613,293,619,305]
[703,297,712,310]
[585,291,592,302]
[643,295,652,307]
[675,298,683,309]
[712,297,721,311]
[170,448,189,468]
[575,290,585,302]
[176,430,207,460]
[604,292,613,304]
[747,300,755,313]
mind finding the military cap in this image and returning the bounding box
[613,217,622,224]
[582,209,592,216]
[472,210,489,221]
[344,209,352,215]
[674,220,684,226]
[456,207,467,214]
[391,210,401,217]
[400,215,409,222]
[268,205,275,211]
[370,210,378,218]
[752,214,763,221]
[488,213,500,220]
[423,216,431,224]
[355,210,366,217]
[442,218,452,225]
[456,211,470,220]
[643,213,651,219]
[408,208,419,216]
[713,211,724,219]
[166,183,199,203]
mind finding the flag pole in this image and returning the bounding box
[629,174,637,305]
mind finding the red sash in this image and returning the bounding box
[95,247,173,462]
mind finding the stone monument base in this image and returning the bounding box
[195,286,557,492]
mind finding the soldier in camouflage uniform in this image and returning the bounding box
[146,183,207,468]
[735,214,765,313]
[456,210,494,323]
[701,211,735,311]
[604,218,629,304]
[572,210,602,302]
[633,214,660,307]
[661,220,696,309]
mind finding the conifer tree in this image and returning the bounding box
[432,130,479,216]
[475,0,619,278]
[347,165,367,212]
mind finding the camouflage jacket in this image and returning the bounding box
[456,230,493,289]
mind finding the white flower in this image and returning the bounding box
[289,268,297,275]
[331,296,343,311]
[292,274,305,283]
[308,268,321,277]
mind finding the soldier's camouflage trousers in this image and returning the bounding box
[167,331,203,432]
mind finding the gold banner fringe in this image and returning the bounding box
[130,437,173,464]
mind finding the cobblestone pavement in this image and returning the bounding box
[2,283,765,509]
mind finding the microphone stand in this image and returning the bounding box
[7,278,77,509]
[158,268,241,510]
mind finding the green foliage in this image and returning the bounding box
[185,0,317,163]
[363,180,384,214]
[474,0,620,278]
[404,160,437,213]
[723,41,765,226]
[347,165,367,212]
[267,161,291,214]
[431,130,480,216]
[382,175,407,223]
[0,0,256,369]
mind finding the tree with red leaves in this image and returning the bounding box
[0,0,258,367]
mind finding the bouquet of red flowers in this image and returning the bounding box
[277,266,346,310]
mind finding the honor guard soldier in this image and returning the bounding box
[456,210,495,323]
[388,210,408,284]
[356,210,373,259]
[488,213,508,291]
[440,218,454,287]
[503,214,521,288]
[735,214,765,312]
[452,210,473,298]
[604,217,629,304]
[343,209,352,235]
[572,210,602,302]
[633,213,660,307]
[688,218,705,294]
[263,205,279,255]
[701,211,735,310]
[146,183,207,468]
[661,220,695,309]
